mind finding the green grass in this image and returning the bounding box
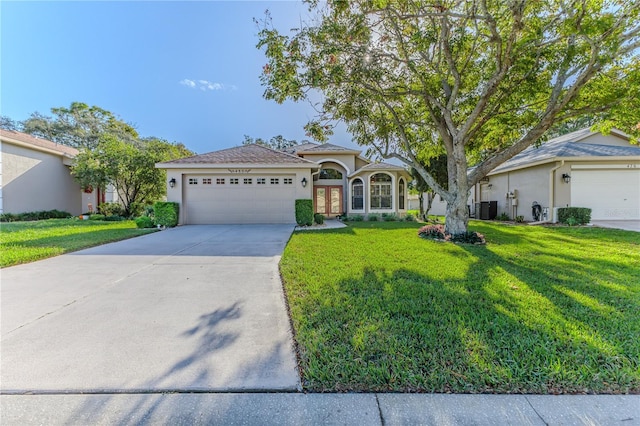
[0,218,156,267]
[280,221,640,393]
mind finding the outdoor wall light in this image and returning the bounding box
[169,177,177,188]
[562,173,571,184]
[301,177,308,188]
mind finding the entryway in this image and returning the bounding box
[314,186,343,216]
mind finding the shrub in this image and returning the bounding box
[515,215,525,223]
[407,209,420,217]
[0,210,72,222]
[345,215,364,222]
[103,215,126,221]
[89,214,105,221]
[418,224,486,245]
[381,213,397,221]
[450,231,486,244]
[135,216,155,229]
[368,214,379,221]
[557,207,591,225]
[418,224,446,240]
[496,212,510,221]
[314,213,325,225]
[295,199,313,226]
[404,214,416,222]
[98,202,125,217]
[154,202,179,227]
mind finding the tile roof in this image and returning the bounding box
[491,140,640,173]
[297,143,360,153]
[0,129,78,157]
[159,143,318,166]
[284,142,319,154]
[351,162,407,174]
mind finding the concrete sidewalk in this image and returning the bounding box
[2,393,638,425]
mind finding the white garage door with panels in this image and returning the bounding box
[571,166,640,220]
[184,174,297,224]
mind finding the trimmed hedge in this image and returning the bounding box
[89,214,106,221]
[135,216,155,229]
[557,207,591,225]
[153,202,179,227]
[295,199,313,226]
[0,209,72,222]
[314,213,325,225]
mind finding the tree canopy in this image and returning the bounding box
[258,0,640,234]
[242,134,304,150]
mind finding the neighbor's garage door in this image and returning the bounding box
[184,175,297,224]
[571,168,640,220]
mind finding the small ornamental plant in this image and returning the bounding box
[418,224,486,245]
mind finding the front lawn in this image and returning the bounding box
[0,218,156,267]
[280,221,640,393]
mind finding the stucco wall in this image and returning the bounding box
[579,133,631,147]
[300,153,356,175]
[484,163,557,221]
[1,142,84,215]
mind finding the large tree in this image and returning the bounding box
[22,102,137,149]
[72,135,193,216]
[258,0,640,234]
[242,134,303,150]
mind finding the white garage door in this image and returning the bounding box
[571,168,640,220]
[184,175,297,224]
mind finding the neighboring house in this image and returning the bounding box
[156,142,411,224]
[407,193,448,216]
[473,128,640,222]
[0,129,98,215]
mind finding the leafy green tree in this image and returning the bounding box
[22,102,137,149]
[257,1,640,234]
[72,135,193,217]
[242,134,301,150]
[0,116,19,131]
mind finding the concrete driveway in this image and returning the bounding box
[1,225,300,393]
[591,220,640,232]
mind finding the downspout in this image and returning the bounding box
[548,160,564,222]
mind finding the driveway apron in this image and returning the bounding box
[1,225,301,393]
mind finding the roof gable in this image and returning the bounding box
[0,129,78,157]
[296,143,361,154]
[158,143,318,166]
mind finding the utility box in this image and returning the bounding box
[512,198,518,206]
[475,201,498,220]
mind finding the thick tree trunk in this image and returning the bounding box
[445,191,469,235]
[418,193,424,219]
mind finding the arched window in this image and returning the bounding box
[370,173,392,209]
[399,178,405,210]
[351,178,364,210]
[319,168,343,179]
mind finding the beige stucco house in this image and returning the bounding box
[473,128,640,222]
[0,129,101,215]
[156,142,410,224]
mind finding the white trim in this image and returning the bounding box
[349,177,365,213]
[571,163,640,170]
[315,158,351,175]
[368,171,395,212]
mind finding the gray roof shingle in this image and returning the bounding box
[491,140,640,173]
[159,144,317,166]
[297,143,360,153]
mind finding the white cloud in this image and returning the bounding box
[179,79,196,88]
[181,78,232,92]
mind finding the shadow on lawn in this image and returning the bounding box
[292,245,639,393]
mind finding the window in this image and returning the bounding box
[370,173,392,209]
[257,178,266,185]
[216,178,225,185]
[244,178,252,185]
[202,178,212,185]
[319,168,343,179]
[399,178,405,210]
[283,178,293,184]
[188,178,198,185]
[230,178,239,185]
[270,178,279,185]
[351,179,364,210]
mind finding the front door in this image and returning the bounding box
[315,186,343,216]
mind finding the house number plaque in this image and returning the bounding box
[228,169,252,173]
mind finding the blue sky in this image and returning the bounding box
[1,1,353,154]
